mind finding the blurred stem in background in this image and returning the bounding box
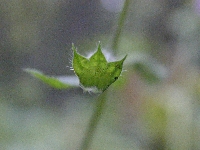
[79,0,131,149]
[111,0,131,54]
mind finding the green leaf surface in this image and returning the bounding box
[72,42,127,93]
[24,68,78,89]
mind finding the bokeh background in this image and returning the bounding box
[1,0,200,149]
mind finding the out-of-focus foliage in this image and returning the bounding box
[24,68,79,89]
[1,0,200,150]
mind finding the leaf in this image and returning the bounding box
[125,52,168,83]
[72,42,127,93]
[133,63,160,84]
[24,68,78,89]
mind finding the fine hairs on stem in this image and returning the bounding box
[79,0,131,150]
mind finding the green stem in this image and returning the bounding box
[79,1,131,149]
[80,92,107,150]
[111,0,131,53]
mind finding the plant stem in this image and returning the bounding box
[111,0,131,53]
[79,1,131,149]
[80,92,107,150]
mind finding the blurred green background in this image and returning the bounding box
[1,0,200,149]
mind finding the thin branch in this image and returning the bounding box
[79,92,107,150]
[111,0,131,53]
[79,0,131,149]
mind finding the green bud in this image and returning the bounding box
[72,42,127,93]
